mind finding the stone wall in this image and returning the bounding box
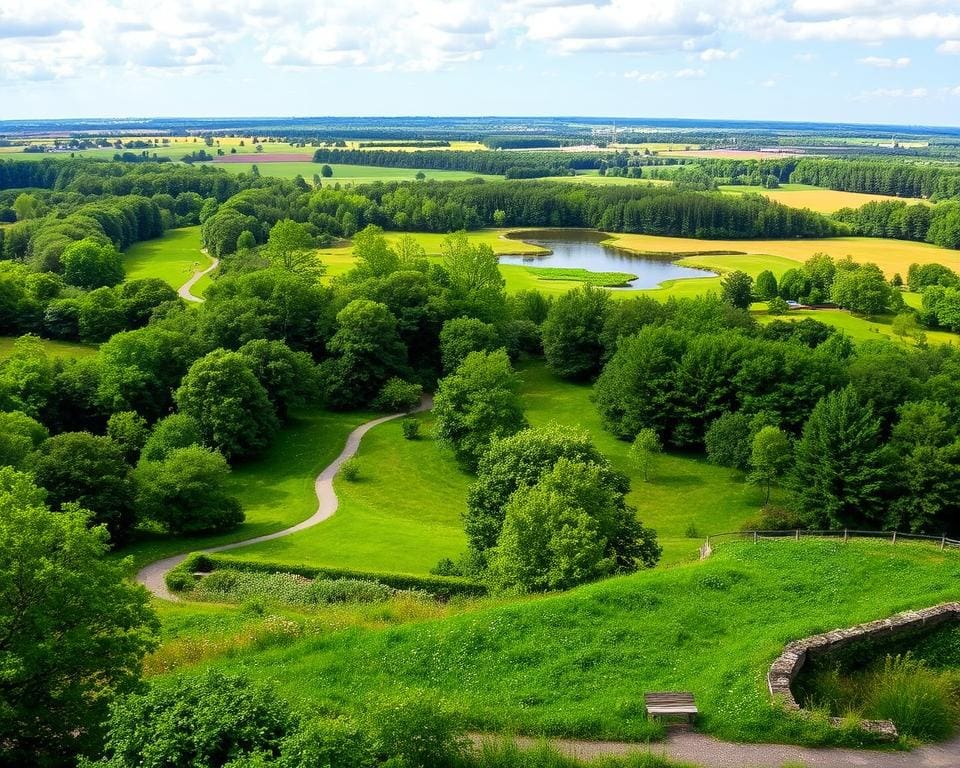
[767,602,960,740]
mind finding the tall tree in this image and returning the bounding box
[747,425,792,504]
[541,285,610,380]
[790,387,890,529]
[0,468,157,766]
[264,219,323,280]
[721,270,754,310]
[433,349,526,471]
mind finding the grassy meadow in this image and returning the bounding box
[124,226,207,289]
[170,539,960,746]
[0,336,98,359]
[214,161,501,184]
[223,361,762,572]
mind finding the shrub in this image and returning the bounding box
[367,697,467,768]
[401,418,421,440]
[374,377,423,413]
[768,296,790,315]
[740,504,807,532]
[340,458,361,482]
[277,717,373,768]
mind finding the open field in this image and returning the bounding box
[606,232,960,280]
[124,226,205,289]
[662,149,806,160]
[0,335,98,359]
[118,408,374,571]
[224,361,763,572]
[214,161,501,183]
[190,539,960,745]
[757,305,957,347]
[718,183,929,214]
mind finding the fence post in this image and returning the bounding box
[754,531,758,544]
[892,531,897,545]
[843,528,848,544]
[942,534,947,552]
[795,529,800,541]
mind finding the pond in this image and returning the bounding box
[500,229,715,290]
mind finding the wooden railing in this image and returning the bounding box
[699,529,960,559]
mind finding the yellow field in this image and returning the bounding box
[342,140,485,152]
[606,232,960,279]
[719,184,929,214]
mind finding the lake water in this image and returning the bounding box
[500,229,715,290]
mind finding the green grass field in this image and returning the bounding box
[756,305,957,347]
[118,408,373,571]
[0,336,98,359]
[223,362,762,572]
[184,539,960,745]
[124,226,206,289]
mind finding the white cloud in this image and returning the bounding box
[938,40,960,53]
[858,55,911,67]
[700,47,741,60]
[625,67,706,81]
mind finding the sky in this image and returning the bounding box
[1,0,960,126]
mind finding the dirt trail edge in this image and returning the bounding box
[178,249,220,303]
[476,728,960,767]
[135,395,432,600]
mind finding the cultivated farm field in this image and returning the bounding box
[718,183,930,214]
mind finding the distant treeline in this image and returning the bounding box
[481,136,572,149]
[198,179,842,258]
[357,141,450,148]
[834,200,960,249]
[311,148,610,178]
[789,159,960,200]
[0,158,239,200]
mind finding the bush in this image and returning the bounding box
[367,697,467,768]
[401,418,421,440]
[374,377,423,413]
[740,504,807,532]
[768,296,790,315]
[340,458,361,482]
[277,717,373,768]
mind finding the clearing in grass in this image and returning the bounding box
[124,226,206,290]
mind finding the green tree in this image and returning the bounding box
[630,427,662,482]
[492,209,507,227]
[140,413,204,462]
[106,411,149,464]
[134,446,242,534]
[439,316,500,373]
[96,672,292,768]
[704,411,753,471]
[0,468,157,766]
[61,238,125,289]
[321,164,333,178]
[264,219,322,280]
[541,285,610,380]
[767,296,790,315]
[30,432,136,543]
[322,299,408,409]
[13,192,42,221]
[237,339,319,417]
[721,270,754,310]
[0,410,48,469]
[236,229,257,252]
[754,270,778,300]
[747,425,792,503]
[831,263,900,315]
[487,458,659,592]
[790,387,890,529]
[440,231,506,322]
[433,349,526,471]
[353,224,400,277]
[175,349,280,460]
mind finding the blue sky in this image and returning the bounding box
[1,0,959,125]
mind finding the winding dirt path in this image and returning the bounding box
[178,249,220,303]
[485,731,960,768]
[135,396,432,600]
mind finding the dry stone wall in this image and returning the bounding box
[767,602,960,740]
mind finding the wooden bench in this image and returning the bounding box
[644,692,698,724]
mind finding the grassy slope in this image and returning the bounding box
[224,362,761,572]
[124,226,205,289]
[0,336,98,359]
[197,539,960,744]
[118,408,373,570]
